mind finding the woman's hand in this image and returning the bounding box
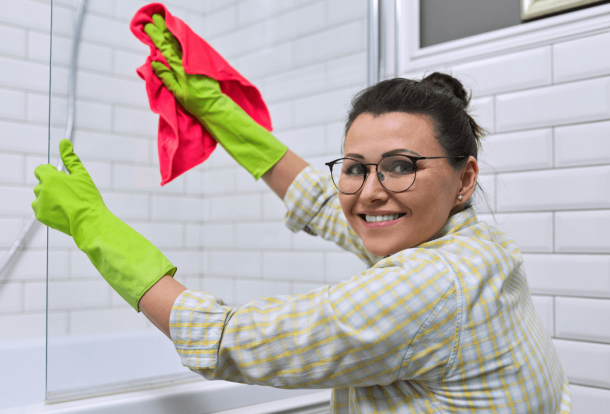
[143,14,298,183]
[32,139,177,312]
[144,14,224,117]
[32,139,106,236]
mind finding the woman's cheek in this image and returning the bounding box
[338,195,361,233]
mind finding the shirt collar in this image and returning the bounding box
[428,206,478,242]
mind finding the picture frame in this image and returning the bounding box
[521,0,607,21]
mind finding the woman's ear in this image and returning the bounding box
[454,156,478,207]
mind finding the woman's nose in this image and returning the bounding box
[359,169,389,203]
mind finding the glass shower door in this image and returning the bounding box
[0,0,52,410]
[41,0,369,407]
[45,0,203,403]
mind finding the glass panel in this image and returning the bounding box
[0,0,52,409]
[39,0,369,406]
[45,0,201,402]
[420,0,522,47]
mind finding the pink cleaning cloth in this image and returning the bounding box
[130,3,273,185]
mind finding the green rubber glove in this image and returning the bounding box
[32,140,177,312]
[144,14,287,180]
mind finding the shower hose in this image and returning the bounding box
[0,0,88,279]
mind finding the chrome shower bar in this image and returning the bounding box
[368,0,380,86]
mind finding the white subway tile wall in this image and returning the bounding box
[439,15,610,407]
[0,0,607,410]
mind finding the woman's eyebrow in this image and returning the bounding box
[381,149,422,157]
[345,149,422,160]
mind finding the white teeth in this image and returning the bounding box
[365,213,402,223]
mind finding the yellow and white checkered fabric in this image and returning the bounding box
[170,166,571,413]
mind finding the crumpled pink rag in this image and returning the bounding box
[130,3,273,185]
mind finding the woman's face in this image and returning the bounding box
[339,112,477,257]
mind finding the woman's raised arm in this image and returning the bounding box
[261,149,309,199]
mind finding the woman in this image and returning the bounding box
[32,16,571,413]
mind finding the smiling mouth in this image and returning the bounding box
[359,213,406,223]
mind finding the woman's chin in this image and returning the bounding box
[363,240,404,257]
[350,218,420,257]
[361,233,422,257]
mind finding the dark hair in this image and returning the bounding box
[344,72,485,170]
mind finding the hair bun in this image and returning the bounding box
[422,72,470,108]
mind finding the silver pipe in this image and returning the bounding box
[367,0,380,86]
[394,0,401,78]
[60,0,87,158]
[0,0,88,278]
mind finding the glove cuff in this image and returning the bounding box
[73,210,177,311]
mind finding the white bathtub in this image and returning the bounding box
[0,332,329,413]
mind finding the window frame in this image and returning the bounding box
[395,0,610,77]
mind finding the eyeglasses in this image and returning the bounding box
[325,154,467,194]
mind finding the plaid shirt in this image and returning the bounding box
[170,166,571,413]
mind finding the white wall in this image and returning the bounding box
[401,14,610,411]
[0,0,53,341]
[199,0,369,306]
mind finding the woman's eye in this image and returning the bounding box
[345,164,365,175]
[388,162,415,174]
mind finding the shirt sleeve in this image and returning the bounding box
[283,165,381,267]
[169,258,458,389]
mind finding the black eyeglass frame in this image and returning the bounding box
[325,154,468,194]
